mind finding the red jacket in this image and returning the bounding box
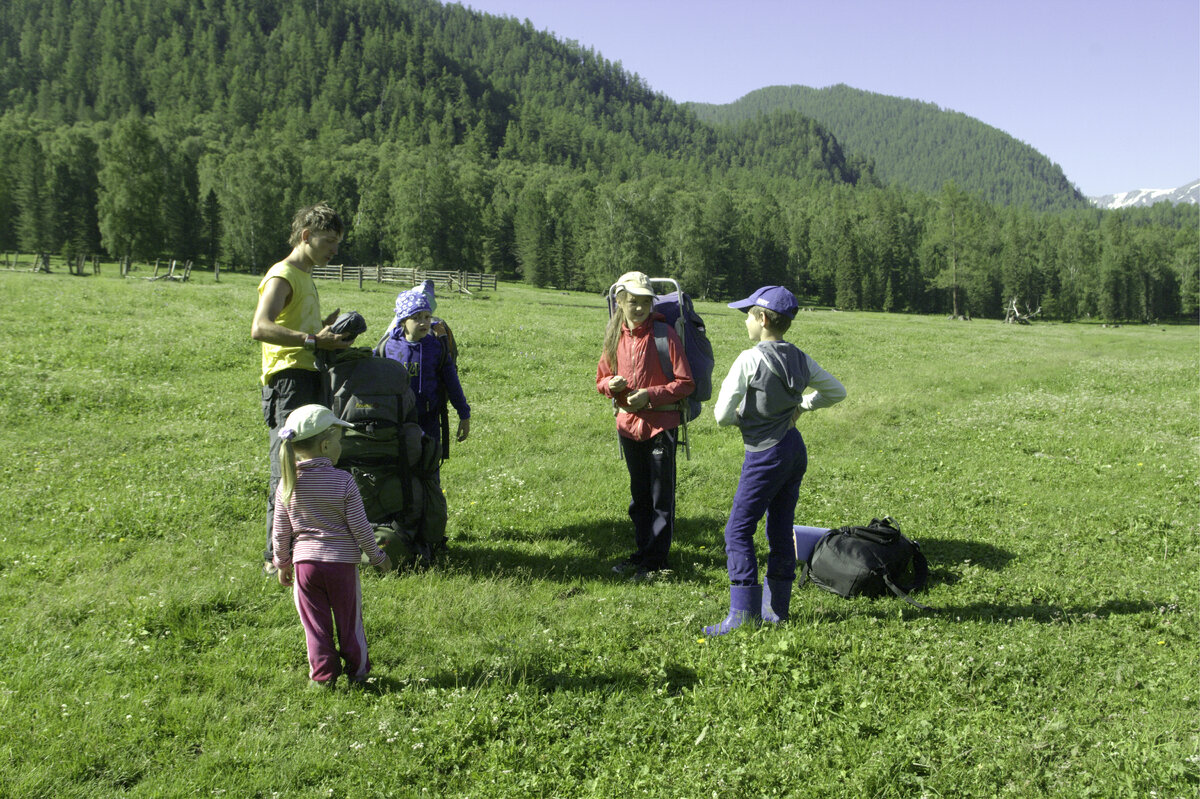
[596,314,695,442]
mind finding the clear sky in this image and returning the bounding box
[458,0,1199,197]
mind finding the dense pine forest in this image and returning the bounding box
[688,85,1090,212]
[0,0,1196,320]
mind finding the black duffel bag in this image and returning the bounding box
[802,517,933,610]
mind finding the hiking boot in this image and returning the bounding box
[262,561,279,578]
[611,557,642,575]
[631,567,671,583]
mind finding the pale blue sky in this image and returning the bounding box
[458,0,1199,196]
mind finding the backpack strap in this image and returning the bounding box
[436,337,450,461]
[652,322,673,380]
[877,547,934,611]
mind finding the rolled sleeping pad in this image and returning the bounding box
[794,525,831,563]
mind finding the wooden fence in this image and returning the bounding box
[310,265,498,293]
[3,252,53,273]
[2,253,200,281]
[2,253,496,293]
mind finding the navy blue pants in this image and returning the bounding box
[619,429,677,571]
[262,368,324,562]
[724,427,808,585]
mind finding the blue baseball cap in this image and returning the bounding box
[394,289,433,321]
[727,286,799,319]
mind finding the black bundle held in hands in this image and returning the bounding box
[802,518,933,610]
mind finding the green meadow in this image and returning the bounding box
[0,269,1195,798]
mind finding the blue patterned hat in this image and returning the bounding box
[414,280,437,312]
[394,289,433,322]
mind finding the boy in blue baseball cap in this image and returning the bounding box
[704,286,846,635]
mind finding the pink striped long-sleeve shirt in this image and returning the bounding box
[272,458,385,568]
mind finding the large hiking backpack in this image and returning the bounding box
[319,345,447,568]
[648,290,714,422]
[801,517,933,610]
[606,277,715,458]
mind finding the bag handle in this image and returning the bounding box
[876,548,934,611]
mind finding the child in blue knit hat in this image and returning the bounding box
[384,290,470,451]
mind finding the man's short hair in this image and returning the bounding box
[752,305,792,334]
[289,202,344,246]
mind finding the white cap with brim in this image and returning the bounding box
[614,271,655,297]
[280,404,354,442]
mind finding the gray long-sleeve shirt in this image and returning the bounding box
[713,341,846,451]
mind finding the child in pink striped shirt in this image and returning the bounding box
[272,404,393,688]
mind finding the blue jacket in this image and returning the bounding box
[382,332,470,437]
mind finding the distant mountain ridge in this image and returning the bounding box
[688,84,1089,212]
[1089,179,1200,210]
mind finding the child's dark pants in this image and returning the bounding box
[619,428,677,570]
[262,368,323,561]
[724,427,808,586]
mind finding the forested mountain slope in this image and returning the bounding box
[689,84,1088,212]
[0,0,1194,321]
[0,0,858,185]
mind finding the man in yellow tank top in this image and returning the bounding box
[251,202,350,576]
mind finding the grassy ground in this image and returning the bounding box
[0,268,1196,798]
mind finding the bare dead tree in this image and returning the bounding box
[1004,297,1042,325]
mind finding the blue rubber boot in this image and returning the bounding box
[761,578,793,624]
[703,585,762,636]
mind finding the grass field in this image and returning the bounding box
[0,268,1196,798]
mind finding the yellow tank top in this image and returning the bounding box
[258,263,321,384]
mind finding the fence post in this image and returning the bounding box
[358,267,363,290]
[214,260,220,282]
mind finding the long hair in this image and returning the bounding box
[277,427,337,505]
[601,289,629,373]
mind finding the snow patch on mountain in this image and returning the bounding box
[1089,179,1200,209]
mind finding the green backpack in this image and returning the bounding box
[320,347,448,568]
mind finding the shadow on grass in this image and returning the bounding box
[423,658,698,695]
[793,537,1160,624]
[356,656,698,696]
[795,594,1161,625]
[919,538,1016,573]
[447,515,727,585]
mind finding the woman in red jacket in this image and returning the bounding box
[596,272,695,580]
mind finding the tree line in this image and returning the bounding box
[0,0,1195,320]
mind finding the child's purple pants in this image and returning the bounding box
[724,427,808,585]
[293,561,370,683]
